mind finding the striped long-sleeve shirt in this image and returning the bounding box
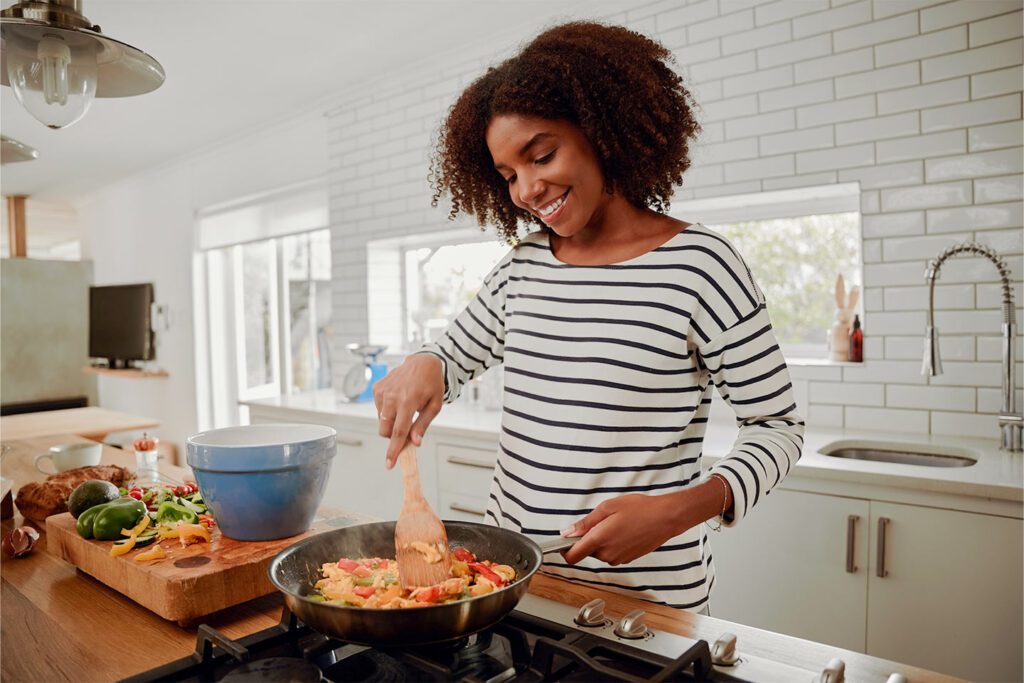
[422,223,804,611]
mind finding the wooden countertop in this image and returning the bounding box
[0,407,160,442]
[0,436,961,682]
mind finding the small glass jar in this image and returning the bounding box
[132,432,161,487]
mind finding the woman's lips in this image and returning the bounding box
[538,190,569,224]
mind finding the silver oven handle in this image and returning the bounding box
[846,515,859,574]
[448,502,487,517]
[446,455,495,470]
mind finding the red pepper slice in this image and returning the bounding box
[452,546,476,563]
[352,565,372,578]
[336,558,360,572]
[353,586,376,599]
[415,585,444,603]
[468,561,505,586]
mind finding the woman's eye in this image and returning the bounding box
[506,174,517,185]
[536,151,555,165]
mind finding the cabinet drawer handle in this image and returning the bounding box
[449,502,486,517]
[336,437,364,447]
[846,515,859,574]
[446,455,494,470]
[876,517,890,578]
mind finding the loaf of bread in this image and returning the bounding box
[15,465,132,521]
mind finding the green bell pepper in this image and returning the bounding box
[76,503,106,539]
[91,499,147,541]
[155,501,199,526]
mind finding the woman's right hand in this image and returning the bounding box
[373,353,445,469]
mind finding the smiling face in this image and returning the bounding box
[485,115,612,239]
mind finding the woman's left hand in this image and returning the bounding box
[560,491,701,566]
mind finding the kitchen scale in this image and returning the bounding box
[341,344,388,402]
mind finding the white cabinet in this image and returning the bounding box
[434,438,498,524]
[866,502,1023,683]
[712,490,1023,682]
[711,489,870,651]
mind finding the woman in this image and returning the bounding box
[373,21,803,612]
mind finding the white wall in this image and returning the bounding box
[325,0,1023,438]
[78,110,329,452]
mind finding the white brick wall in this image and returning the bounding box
[327,0,1023,438]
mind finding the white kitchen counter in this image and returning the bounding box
[243,389,1023,510]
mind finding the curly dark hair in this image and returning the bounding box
[429,21,702,244]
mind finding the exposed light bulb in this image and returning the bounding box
[38,34,70,105]
[5,31,97,129]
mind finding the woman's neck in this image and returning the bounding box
[550,195,689,266]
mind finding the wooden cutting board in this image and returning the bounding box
[45,509,369,625]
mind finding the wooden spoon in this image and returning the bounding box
[394,441,451,588]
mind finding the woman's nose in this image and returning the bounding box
[517,173,544,206]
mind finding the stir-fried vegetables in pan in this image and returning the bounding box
[310,546,515,608]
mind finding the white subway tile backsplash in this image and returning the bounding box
[937,254,1023,284]
[808,404,845,427]
[701,94,759,121]
[922,38,1024,83]
[797,143,875,173]
[930,411,998,438]
[888,384,976,411]
[836,112,920,146]
[975,228,1024,257]
[854,311,929,337]
[864,336,885,359]
[723,65,794,98]
[692,180,765,198]
[789,365,844,381]
[678,38,722,66]
[925,148,1024,183]
[863,286,884,311]
[934,309,1005,335]
[760,125,833,155]
[758,34,832,69]
[792,0,872,39]
[884,283,975,310]
[880,181,973,212]
[810,380,885,405]
[797,94,876,128]
[864,260,929,284]
[862,190,881,214]
[834,12,919,52]
[863,211,926,238]
[929,360,1006,387]
[873,0,948,21]
[920,0,1022,33]
[977,281,1024,310]
[759,79,834,112]
[978,387,1024,413]
[927,201,1024,233]
[722,21,792,55]
[696,137,760,165]
[845,406,930,432]
[921,93,1023,133]
[657,0,720,31]
[974,174,1024,204]
[876,26,968,67]
[885,335,975,361]
[968,120,1024,153]
[839,160,925,189]
[969,10,1024,48]
[762,171,839,190]
[877,78,970,116]
[863,238,883,262]
[690,10,755,43]
[725,109,795,139]
[971,65,1023,99]
[755,0,830,26]
[795,48,874,83]
[836,63,920,99]
[876,130,968,164]
[724,153,795,182]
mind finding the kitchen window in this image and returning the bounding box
[194,181,332,428]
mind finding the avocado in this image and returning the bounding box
[68,480,121,519]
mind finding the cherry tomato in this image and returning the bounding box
[128,491,142,500]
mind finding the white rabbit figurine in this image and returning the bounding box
[829,274,859,362]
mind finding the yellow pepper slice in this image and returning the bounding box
[121,515,151,538]
[177,523,211,547]
[110,536,136,557]
[134,544,166,562]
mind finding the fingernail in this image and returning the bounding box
[560,525,576,538]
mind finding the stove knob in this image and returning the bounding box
[574,598,607,627]
[814,657,846,683]
[711,632,739,666]
[614,609,649,639]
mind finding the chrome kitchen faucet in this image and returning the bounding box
[923,241,1022,452]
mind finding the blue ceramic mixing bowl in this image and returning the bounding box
[186,423,336,541]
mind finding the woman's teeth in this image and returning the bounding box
[539,194,566,217]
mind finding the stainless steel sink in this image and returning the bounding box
[820,440,977,468]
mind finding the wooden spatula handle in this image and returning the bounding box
[397,442,423,503]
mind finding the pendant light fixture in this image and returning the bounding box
[0,0,164,129]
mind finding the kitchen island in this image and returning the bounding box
[0,435,962,682]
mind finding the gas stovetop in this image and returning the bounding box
[121,594,856,682]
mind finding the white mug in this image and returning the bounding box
[34,442,103,475]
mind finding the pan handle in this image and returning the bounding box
[537,536,580,555]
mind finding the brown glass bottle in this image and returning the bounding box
[848,314,863,362]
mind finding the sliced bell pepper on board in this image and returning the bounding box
[468,561,506,586]
[133,544,165,562]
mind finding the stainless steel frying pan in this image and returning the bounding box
[268,520,574,646]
